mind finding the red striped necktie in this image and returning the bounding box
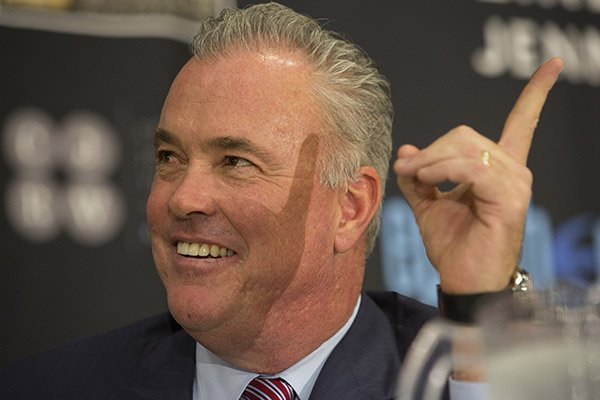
[240,377,297,400]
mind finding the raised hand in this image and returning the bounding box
[393,58,564,294]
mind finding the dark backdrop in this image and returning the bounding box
[1,0,599,368]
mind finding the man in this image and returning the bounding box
[0,3,562,399]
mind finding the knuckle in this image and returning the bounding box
[521,167,533,185]
[509,108,539,134]
[529,116,540,132]
[461,143,481,158]
[509,173,533,213]
[449,124,476,139]
[504,187,531,216]
[513,165,533,187]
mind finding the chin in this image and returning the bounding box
[166,284,237,335]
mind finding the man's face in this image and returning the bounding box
[147,49,345,342]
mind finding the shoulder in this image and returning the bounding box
[8,312,179,368]
[0,312,190,399]
[332,291,437,364]
[309,292,438,398]
[365,291,438,358]
[366,291,438,331]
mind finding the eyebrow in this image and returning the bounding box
[206,136,272,161]
[153,128,274,164]
[154,128,180,151]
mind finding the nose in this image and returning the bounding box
[167,165,219,219]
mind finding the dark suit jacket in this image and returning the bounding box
[0,291,437,400]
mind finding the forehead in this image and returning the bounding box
[159,49,326,153]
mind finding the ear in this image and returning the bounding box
[334,166,381,253]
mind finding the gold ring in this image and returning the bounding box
[481,150,491,168]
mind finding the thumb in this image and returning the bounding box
[393,144,437,211]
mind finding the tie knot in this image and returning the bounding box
[241,377,296,400]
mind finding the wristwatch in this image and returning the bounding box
[437,268,532,323]
[510,268,532,293]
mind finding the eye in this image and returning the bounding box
[223,156,253,168]
[155,150,176,164]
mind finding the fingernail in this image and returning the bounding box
[394,158,411,170]
[398,156,412,165]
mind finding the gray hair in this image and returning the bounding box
[190,2,393,255]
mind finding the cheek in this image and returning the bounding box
[146,180,168,232]
[229,190,300,243]
[229,187,335,269]
[146,182,172,279]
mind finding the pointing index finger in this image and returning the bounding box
[499,57,564,165]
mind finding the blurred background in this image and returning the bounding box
[1,0,599,368]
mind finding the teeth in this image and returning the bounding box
[179,241,190,254]
[177,241,235,258]
[188,243,199,256]
[199,244,209,257]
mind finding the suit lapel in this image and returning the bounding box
[308,294,402,400]
[109,318,196,400]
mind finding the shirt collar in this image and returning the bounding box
[193,295,362,400]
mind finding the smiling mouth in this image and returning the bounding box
[176,241,235,258]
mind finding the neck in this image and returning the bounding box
[191,255,364,374]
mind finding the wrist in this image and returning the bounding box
[437,287,511,324]
[438,268,532,323]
